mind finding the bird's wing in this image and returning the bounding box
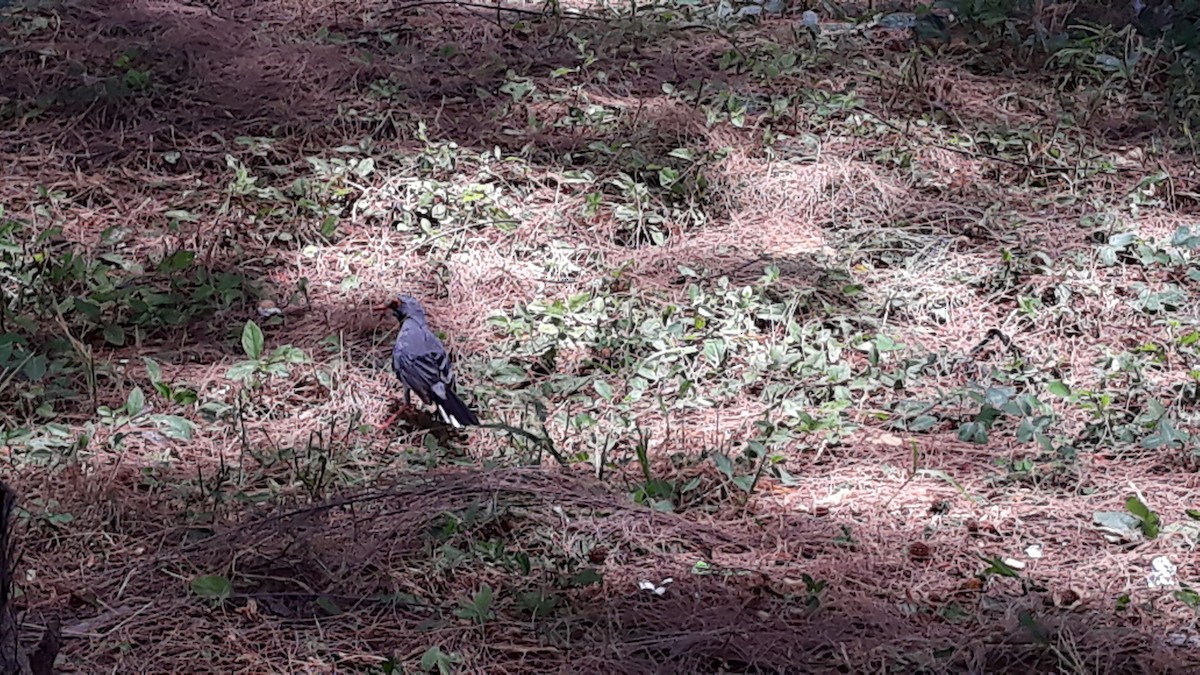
[394,323,457,398]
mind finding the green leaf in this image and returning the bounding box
[979,555,1021,578]
[491,363,528,386]
[191,574,232,600]
[157,249,196,273]
[1142,417,1190,450]
[875,334,903,351]
[264,363,290,378]
[73,298,102,322]
[773,464,801,487]
[315,596,343,616]
[1016,418,1037,443]
[702,338,727,367]
[1018,609,1050,645]
[126,386,145,416]
[957,421,988,444]
[1125,495,1160,538]
[733,474,756,493]
[567,568,603,587]
[419,647,442,672]
[983,386,1012,408]
[143,357,163,384]
[352,157,375,178]
[453,584,494,623]
[1186,509,1200,521]
[517,590,559,618]
[103,324,126,346]
[419,646,459,675]
[1047,380,1071,397]
[1126,496,1151,520]
[909,414,939,432]
[151,414,195,440]
[711,452,735,479]
[274,345,311,364]
[593,380,615,401]
[1174,584,1200,609]
[938,603,971,624]
[241,320,264,360]
[226,361,259,382]
[22,354,47,382]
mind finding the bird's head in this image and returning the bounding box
[379,294,426,323]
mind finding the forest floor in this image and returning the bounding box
[2,0,1200,672]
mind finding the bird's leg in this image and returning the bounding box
[375,406,405,431]
[377,387,417,431]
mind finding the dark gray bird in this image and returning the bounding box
[379,294,479,429]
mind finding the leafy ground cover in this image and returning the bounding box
[2,0,1200,671]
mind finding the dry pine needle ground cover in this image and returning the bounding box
[2,0,1200,672]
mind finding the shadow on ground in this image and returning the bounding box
[12,466,1197,673]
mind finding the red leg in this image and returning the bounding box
[375,404,408,431]
[376,387,417,431]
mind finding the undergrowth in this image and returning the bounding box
[2,0,1200,672]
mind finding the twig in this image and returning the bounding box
[384,0,604,21]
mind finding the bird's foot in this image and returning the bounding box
[375,404,417,431]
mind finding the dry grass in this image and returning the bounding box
[2,0,1200,672]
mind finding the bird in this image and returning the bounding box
[378,294,480,429]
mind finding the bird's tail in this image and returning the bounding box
[436,390,480,428]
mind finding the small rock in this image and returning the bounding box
[1147,556,1177,589]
